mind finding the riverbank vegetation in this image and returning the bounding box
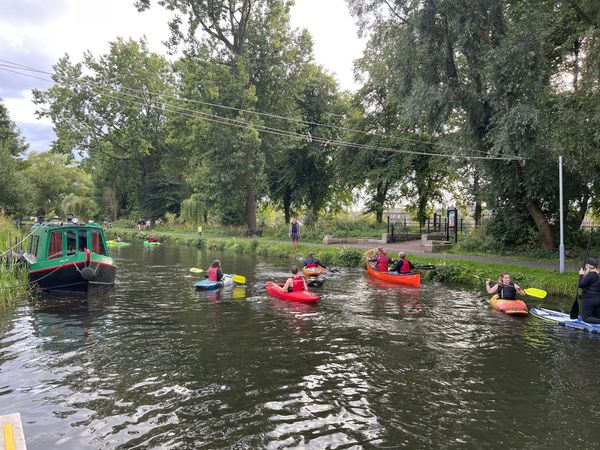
[1,1,599,257]
[0,216,28,308]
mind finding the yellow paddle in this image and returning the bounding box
[232,274,246,284]
[190,267,204,273]
[523,288,547,299]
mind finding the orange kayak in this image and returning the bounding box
[365,262,421,288]
[303,266,324,277]
[490,295,528,316]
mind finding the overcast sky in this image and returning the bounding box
[0,0,366,153]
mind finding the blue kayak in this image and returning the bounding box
[530,307,600,334]
[194,275,233,290]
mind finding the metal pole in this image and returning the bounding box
[559,155,565,273]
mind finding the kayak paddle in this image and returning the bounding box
[571,230,593,319]
[414,265,436,270]
[190,267,204,273]
[473,273,546,299]
[232,274,246,284]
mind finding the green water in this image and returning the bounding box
[0,244,598,449]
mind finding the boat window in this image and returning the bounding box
[31,236,39,258]
[66,230,76,255]
[91,231,107,256]
[78,229,87,251]
[48,231,63,259]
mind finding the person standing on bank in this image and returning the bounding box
[578,257,600,324]
[289,217,301,251]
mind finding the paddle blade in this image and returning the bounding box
[190,267,204,273]
[232,274,246,284]
[415,265,436,270]
[570,296,580,319]
[524,288,547,299]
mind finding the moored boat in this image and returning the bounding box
[489,295,528,316]
[23,218,116,294]
[365,262,420,288]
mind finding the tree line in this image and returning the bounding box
[0,0,598,251]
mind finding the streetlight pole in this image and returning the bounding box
[559,155,565,273]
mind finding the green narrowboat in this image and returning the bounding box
[23,219,116,294]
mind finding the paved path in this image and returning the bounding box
[115,227,578,272]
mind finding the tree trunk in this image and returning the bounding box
[373,182,388,224]
[246,183,257,232]
[525,201,555,250]
[576,192,590,229]
[473,172,482,227]
[283,190,291,224]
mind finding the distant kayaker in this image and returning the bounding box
[116,235,124,242]
[304,252,326,269]
[578,257,600,324]
[206,259,224,282]
[275,266,308,293]
[289,217,301,251]
[147,235,157,243]
[391,252,414,274]
[486,273,525,299]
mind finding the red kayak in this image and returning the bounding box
[365,262,421,288]
[265,282,319,303]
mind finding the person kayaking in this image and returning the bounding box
[391,252,414,274]
[375,249,389,272]
[486,273,525,299]
[116,235,124,242]
[147,235,157,243]
[578,257,600,324]
[289,217,301,251]
[206,259,224,282]
[275,266,308,293]
[303,252,326,269]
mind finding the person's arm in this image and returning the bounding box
[409,261,415,270]
[302,277,308,291]
[486,278,498,294]
[281,278,292,291]
[288,223,292,238]
[579,271,596,289]
[514,283,526,296]
[217,269,224,282]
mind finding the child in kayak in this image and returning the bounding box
[206,259,224,282]
[275,266,308,293]
[303,252,326,269]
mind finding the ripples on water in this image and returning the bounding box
[1,245,600,448]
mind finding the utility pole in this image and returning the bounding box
[559,155,565,273]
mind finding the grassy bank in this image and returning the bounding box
[0,216,28,308]
[108,230,578,298]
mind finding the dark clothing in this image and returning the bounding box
[391,259,414,274]
[579,272,600,323]
[498,283,517,300]
[291,222,298,234]
[304,257,323,268]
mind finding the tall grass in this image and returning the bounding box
[0,216,28,308]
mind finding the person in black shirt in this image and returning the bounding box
[579,257,600,324]
[486,273,525,300]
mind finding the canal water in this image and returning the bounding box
[1,244,600,449]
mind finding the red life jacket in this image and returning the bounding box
[208,267,219,281]
[306,262,317,268]
[377,253,389,272]
[292,276,304,292]
[399,259,410,274]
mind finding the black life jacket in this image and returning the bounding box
[499,283,517,300]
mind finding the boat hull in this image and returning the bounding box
[29,261,116,294]
[303,266,323,277]
[490,295,528,316]
[365,262,421,288]
[265,282,319,303]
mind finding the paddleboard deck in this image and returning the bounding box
[530,307,600,334]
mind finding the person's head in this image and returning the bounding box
[398,251,405,259]
[500,273,511,284]
[586,257,599,269]
[307,251,314,258]
[291,265,299,275]
[291,217,296,223]
[211,259,221,268]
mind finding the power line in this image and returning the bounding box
[0,60,527,161]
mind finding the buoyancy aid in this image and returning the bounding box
[208,267,219,282]
[399,259,410,274]
[498,283,517,300]
[377,253,389,272]
[292,276,304,292]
